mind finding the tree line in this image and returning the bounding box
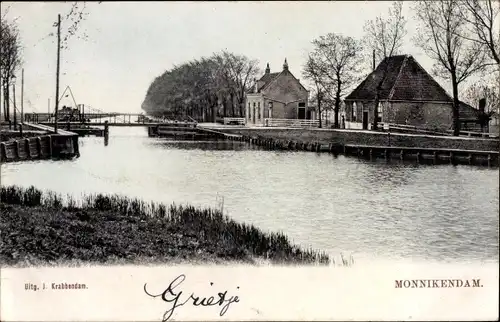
[141,51,259,122]
[302,0,498,134]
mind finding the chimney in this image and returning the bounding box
[283,58,289,71]
[265,63,270,74]
[372,49,376,71]
[479,98,486,113]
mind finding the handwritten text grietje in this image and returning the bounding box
[143,274,240,321]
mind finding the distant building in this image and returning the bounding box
[245,59,309,126]
[344,55,484,132]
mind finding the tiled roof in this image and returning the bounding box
[345,55,452,102]
[258,72,280,91]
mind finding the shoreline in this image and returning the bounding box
[0,185,330,267]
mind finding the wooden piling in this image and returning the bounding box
[369,148,374,160]
[416,151,421,163]
[468,153,473,165]
[487,154,492,167]
[400,149,404,160]
[15,141,20,160]
[449,152,454,164]
[433,151,438,164]
[48,135,53,158]
[384,149,389,160]
[0,142,6,162]
[36,137,42,158]
[25,138,31,159]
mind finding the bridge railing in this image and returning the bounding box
[263,118,320,128]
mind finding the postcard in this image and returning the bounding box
[1,1,499,321]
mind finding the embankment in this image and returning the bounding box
[203,126,499,152]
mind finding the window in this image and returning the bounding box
[377,103,383,122]
[248,103,251,120]
[257,102,261,119]
[298,102,306,107]
[352,102,357,121]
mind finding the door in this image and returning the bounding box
[362,111,368,130]
[298,107,306,119]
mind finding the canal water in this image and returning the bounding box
[1,127,498,265]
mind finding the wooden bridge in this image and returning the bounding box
[23,112,193,127]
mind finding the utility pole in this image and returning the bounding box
[21,68,24,124]
[54,14,61,133]
[12,82,17,130]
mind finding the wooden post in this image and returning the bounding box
[36,137,42,158]
[468,153,473,165]
[14,141,20,160]
[487,154,491,167]
[12,82,17,130]
[0,143,6,162]
[48,135,53,158]
[449,152,454,164]
[384,149,389,160]
[400,149,404,160]
[416,151,421,164]
[21,68,24,124]
[25,138,31,159]
[369,148,374,160]
[73,135,80,157]
[433,151,438,164]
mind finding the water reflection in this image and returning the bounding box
[1,126,498,264]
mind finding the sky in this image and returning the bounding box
[1,1,494,114]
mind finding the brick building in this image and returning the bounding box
[344,55,481,132]
[245,59,309,126]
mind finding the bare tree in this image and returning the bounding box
[214,51,259,117]
[459,0,500,65]
[363,1,407,131]
[302,55,326,128]
[0,12,22,124]
[414,0,489,136]
[308,33,363,128]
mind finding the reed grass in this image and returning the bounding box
[0,185,330,266]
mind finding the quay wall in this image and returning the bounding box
[0,134,79,163]
[206,127,499,152]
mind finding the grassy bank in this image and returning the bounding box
[0,185,330,267]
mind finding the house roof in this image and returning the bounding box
[257,72,280,91]
[459,101,481,121]
[345,55,452,102]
